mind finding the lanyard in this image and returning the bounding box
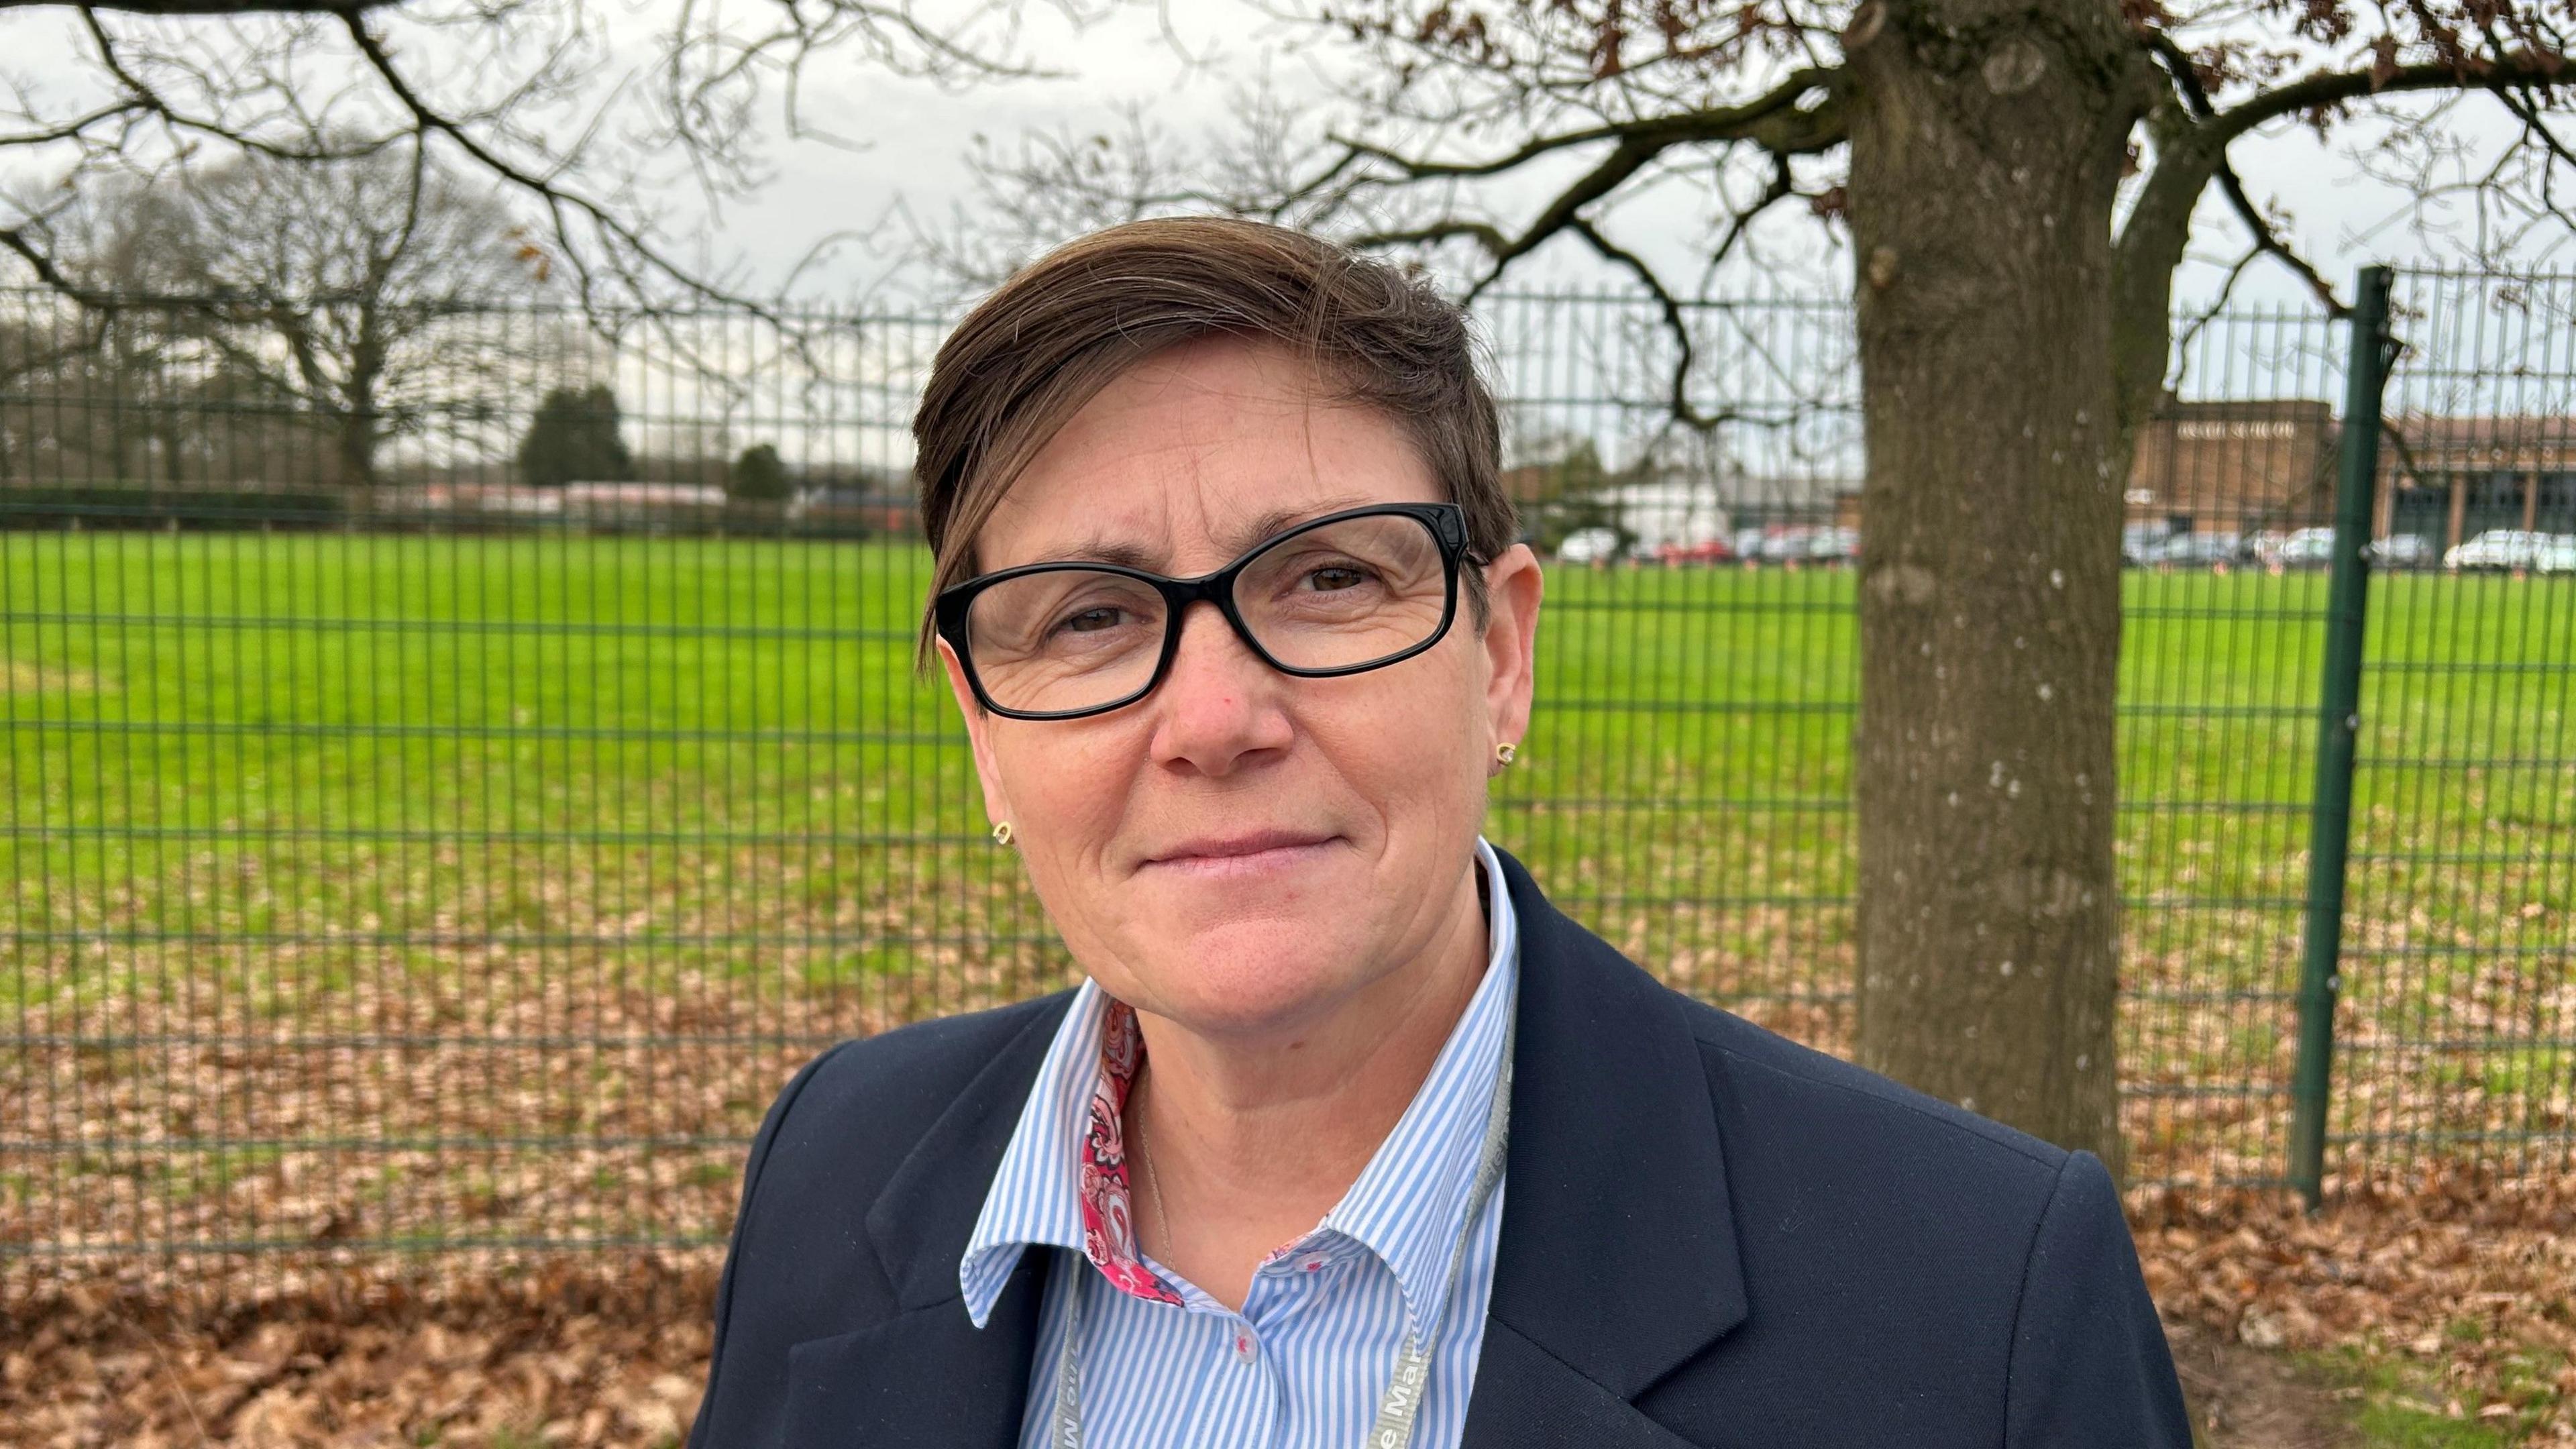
[1047,1003,1517,1449]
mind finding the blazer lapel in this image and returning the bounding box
[782,994,1074,1449]
[1463,1323,1710,1448]
[1462,847,1752,1446]
[781,1248,1050,1449]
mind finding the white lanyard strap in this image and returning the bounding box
[1050,1003,1516,1449]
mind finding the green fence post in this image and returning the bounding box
[2290,265,2394,1210]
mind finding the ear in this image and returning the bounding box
[936,637,1014,830]
[1477,543,1543,763]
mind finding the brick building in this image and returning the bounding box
[2123,398,2339,536]
[2373,415,2576,550]
[2114,401,2576,550]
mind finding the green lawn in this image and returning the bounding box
[0,531,2568,1251]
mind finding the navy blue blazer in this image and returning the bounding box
[689,847,2192,1448]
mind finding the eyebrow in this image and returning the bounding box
[1020,495,1381,573]
[1024,538,1162,570]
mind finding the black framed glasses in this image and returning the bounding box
[935,502,1481,720]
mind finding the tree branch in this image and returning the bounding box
[1344,220,1511,253]
[1566,206,1785,433]
[0,224,111,303]
[1473,135,1658,276]
[339,11,764,318]
[2171,244,2263,358]
[2147,36,2348,317]
[1322,65,1841,313]
[1318,65,1846,190]
[25,0,392,11]
[2209,170,2347,316]
[2208,52,2574,146]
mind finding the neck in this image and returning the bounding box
[1126,855,1492,1311]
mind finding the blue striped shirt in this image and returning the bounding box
[959,837,1521,1448]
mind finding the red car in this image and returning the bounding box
[1654,537,1737,567]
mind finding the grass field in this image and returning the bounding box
[1,530,2570,1261]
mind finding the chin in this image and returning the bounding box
[1128,920,1379,1038]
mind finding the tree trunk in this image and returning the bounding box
[1841,0,2149,1167]
[337,411,378,488]
[337,373,381,489]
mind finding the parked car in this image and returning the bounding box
[2534,535,2576,574]
[2274,527,2337,569]
[2122,523,2173,568]
[2445,529,2553,570]
[1654,537,1736,567]
[1556,527,1623,565]
[2363,534,2436,570]
[1805,526,1861,562]
[2151,531,2243,568]
[1758,527,1817,562]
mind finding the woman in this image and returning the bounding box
[689,218,2189,1448]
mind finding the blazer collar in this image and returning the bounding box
[867,994,1077,1313]
[1474,845,1751,1403]
[778,996,1071,1449]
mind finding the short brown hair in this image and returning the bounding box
[911,217,1515,664]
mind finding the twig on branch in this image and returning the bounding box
[339,12,764,323]
[1564,216,1748,433]
[2169,244,2265,368]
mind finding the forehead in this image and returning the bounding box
[975,335,1442,573]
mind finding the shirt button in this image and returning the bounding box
[1234,1332,1256,1364]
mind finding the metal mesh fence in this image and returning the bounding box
[1,274,2567,1300]
[2334,270,2576,1176]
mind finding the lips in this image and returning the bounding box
[1144,829,1340,871]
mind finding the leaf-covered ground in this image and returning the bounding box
[5,1171,2572,1447]
[2142,1169,2576,1444]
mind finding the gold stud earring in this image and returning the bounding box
[991,820,1015,847]
[1495,742,1518,767]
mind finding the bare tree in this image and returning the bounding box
[49,144,545,484]
[0,0,1108,310]
[963,1,2573,1167]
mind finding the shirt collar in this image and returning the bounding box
[959,837,1522,1333]
[958,979,1104,1324]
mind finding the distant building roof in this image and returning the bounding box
[2383,414,2576,465]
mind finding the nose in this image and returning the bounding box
[1145,600,1293,776]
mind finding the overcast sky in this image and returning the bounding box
[682,1,2559,312]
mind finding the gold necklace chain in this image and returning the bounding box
[1135,1090,1174,1263]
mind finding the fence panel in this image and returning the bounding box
[2329,270,2576,1180]
[2112,302,2353,1190]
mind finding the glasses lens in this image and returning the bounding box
[1236,512,1451,672]
[964,569,1169,714]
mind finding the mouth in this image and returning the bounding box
[1142,830,1342,877]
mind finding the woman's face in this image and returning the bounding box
[939,334,1542,1043]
